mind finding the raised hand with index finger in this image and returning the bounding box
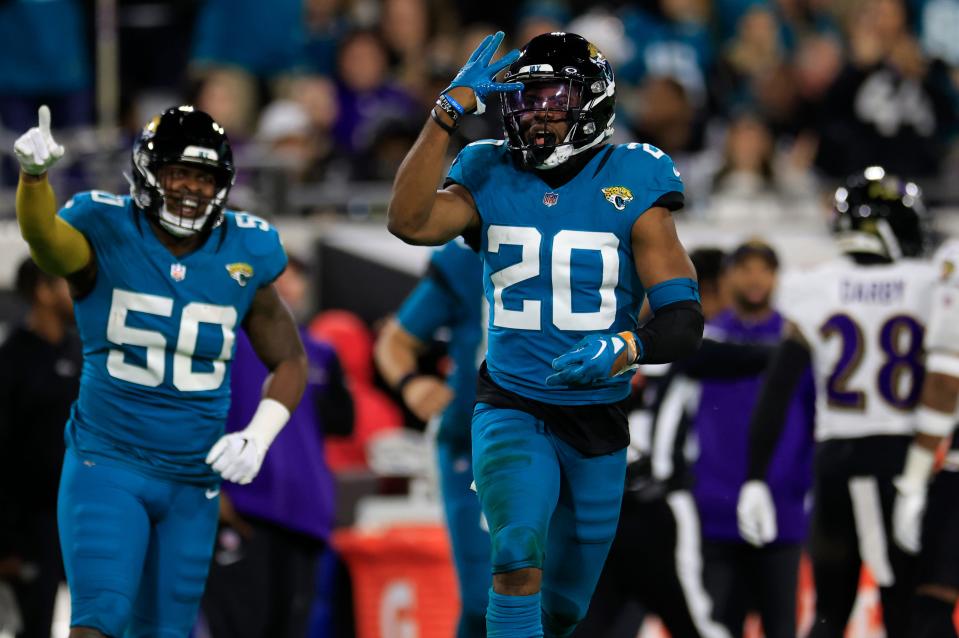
[13,105,65,176]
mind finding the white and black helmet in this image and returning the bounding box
[500,32,616,169]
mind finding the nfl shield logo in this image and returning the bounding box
[170,263,187,282]
[543,192,559,207]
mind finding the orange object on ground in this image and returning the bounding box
[333,525,460,638]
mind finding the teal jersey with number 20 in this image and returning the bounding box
[58,191,287,484]
[447,140,684,405]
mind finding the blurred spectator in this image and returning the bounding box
[792,33,844,132]
[814,0,958,178]
[710,5,787,119]
[707,112,821,224]
[191,68,260,143]
[333,30,421,155]
[619,0,713,107]
[309,310,404,471]
[693,241,815,638]
[190,0,306,79]
[514,1,570,50]
[0,259,80,638]
[251,99,336,184]
[201,255,353,638]
[0,0,92,132]
[349,117,420,181]
[303,0,351,77]
[566,8,634,66]
[0,0,92,186]
[627,75,703,157]
[117,0,199,120]
[380,0,434,100]
[920,0,959,67]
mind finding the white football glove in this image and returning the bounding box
[13,106,65,176]
[892,444,936,554]
[205,433,264,485]
[206,398,290,485]
[737,480,778,546]
[892,484,926,554]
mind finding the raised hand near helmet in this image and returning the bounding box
[444,31,523,115]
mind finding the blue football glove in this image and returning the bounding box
[445,31,523,115]
[546,331,641,387]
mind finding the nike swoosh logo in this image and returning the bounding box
[205,488,220,499]
[591,341,607,360]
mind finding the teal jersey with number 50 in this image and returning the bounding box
[58,191,287,483]
[447,141,683,405]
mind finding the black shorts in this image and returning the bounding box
[919,470,959,589]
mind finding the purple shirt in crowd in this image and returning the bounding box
[223,328,338,541]
[333,82,420,154]
[693,309,816,543]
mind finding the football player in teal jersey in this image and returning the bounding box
[388,31,704,638]
[13,105,308,638]
[375,239,489,638]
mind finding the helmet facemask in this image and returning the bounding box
[502,76,614,169]
[130,106,236,238]
[500,34,617,169]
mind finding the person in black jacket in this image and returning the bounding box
[0,258,81,638]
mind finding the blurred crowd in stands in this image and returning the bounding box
[2,0,959,219]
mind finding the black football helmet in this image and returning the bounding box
[130,106,235,237]
[832,166,929,262]
[501,32,615,169]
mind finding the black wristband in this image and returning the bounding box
[430,108,457,135]
[395,371,420,396]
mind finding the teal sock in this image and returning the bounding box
[486,589,543,638]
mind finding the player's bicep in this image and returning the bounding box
[630,206,695,287]
[417,184,480,246]
[243,284,305,370]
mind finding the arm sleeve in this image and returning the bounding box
[683,340,776,380]
[634,300,704,364]
[17,181,91,276]
[746,336,812,480]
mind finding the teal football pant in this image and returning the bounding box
[471,403,626,637]
[58,447,219,637]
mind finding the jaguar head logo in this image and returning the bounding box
[226,262,254,287]
[602,186,633,211]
